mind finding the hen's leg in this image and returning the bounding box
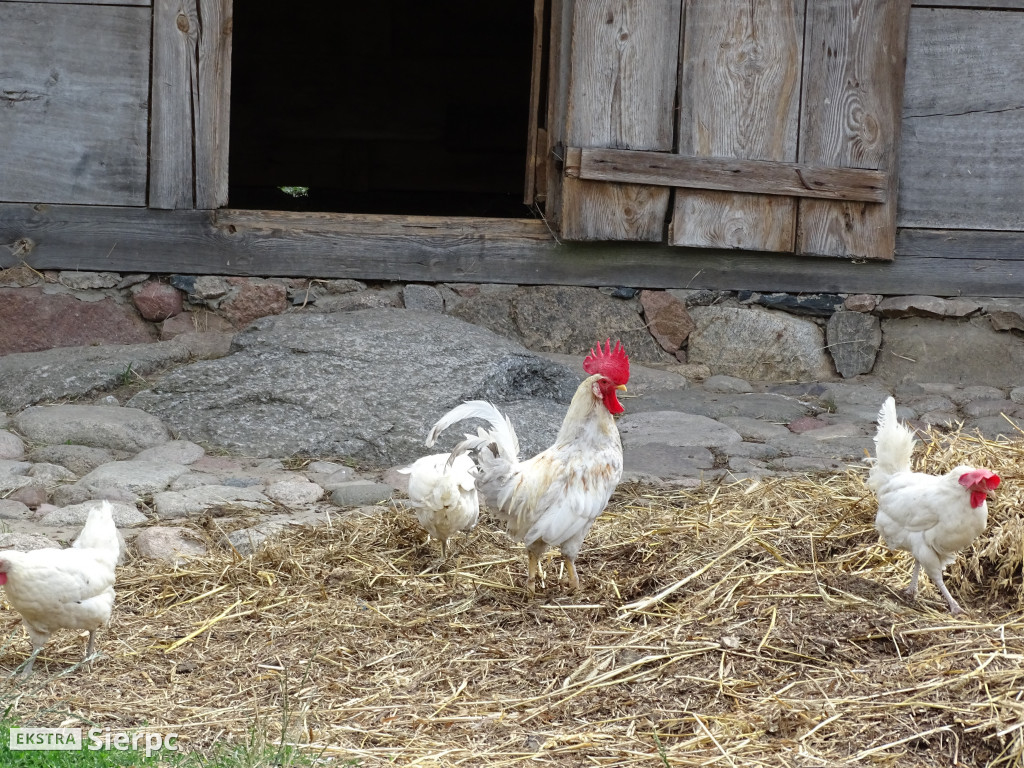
[564,558,580,593]
[20,646,42,678]
[441,538,449,561]
[83,630,97,672]
[929,569,963,615]
[903,561,921,599]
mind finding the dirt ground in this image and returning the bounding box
[1,432,1022,767]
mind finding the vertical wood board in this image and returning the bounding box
[523,0,547,206]
[559,0,681,241]
[542,0,574,231]
[0,2,149,206]
[671,0,804,251]
[797,0,911,259]
[150,0,232,210]
[897,7,1024,230]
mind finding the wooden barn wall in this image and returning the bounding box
[0,1,150,206]
[1,2,1024,298]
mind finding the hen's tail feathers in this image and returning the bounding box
[868,397,915,492]
[72,501,122,566]
[426,400,520,462]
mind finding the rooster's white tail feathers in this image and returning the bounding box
[426,400,520,462]
[868,396,915,492]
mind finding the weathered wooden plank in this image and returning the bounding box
[672,0,804,251]
[4,205,1024,297]
[0,3,149,206]
[559,0,681,241]
[567,147,888,202]
[195,0,232,209]
[912,1,1024,8]
[798,0,911,260]
[542,0,574,230]
[14,0,150,5]
[150,0,232,209]
[523,0,547,206]
[897,7,1024,230]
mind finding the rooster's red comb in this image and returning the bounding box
[583,339,629,385]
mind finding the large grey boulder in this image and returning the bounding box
[688,306,835,382]
[129,309,582,465]
[448,285,670,364]
[0,341,193,411]
[873,317,1024,387]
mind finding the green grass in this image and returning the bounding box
[0,720,344,768]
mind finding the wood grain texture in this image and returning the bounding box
[0,3,149,206]
[567,147,888,201]
[13,0,149,4]
[150,0,232,210]
[798,0,911,260]
[897,7,1024,230]
[4,205,1024,297]
[523,0,547,205]
[912,1,1024,8]
[559,0,681,241]
[542,0,574,230]
[672,0,804,251]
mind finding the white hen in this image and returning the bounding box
[868,397,1000,615]
[400,452,479,559]
[0,501,120,675]
[427,340,629,594]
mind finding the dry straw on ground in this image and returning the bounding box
[1,424,1022,767]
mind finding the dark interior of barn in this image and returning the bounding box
[228,1,535,218]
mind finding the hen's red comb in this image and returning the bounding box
[583,339,630,385]
[959,469,1000,490]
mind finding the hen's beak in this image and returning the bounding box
[616,384,627,392]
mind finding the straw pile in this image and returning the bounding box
[1,424,1022,767]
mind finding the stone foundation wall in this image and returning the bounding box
[2,266,1022,388]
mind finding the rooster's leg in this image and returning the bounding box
[903,561,921,599]
[564,558,580,592]
[526,551,540,595]
[441,538,449,561]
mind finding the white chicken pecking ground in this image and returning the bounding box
[399,452,480,560]
[868,397,1000,615]
[427,339,629,595]
[0,500,121,676]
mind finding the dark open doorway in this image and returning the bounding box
[228,1,535,217]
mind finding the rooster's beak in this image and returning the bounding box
[616,385,627,392]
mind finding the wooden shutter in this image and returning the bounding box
[541,0,911,260]
[150,0,233,210]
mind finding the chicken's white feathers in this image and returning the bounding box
[426,400,519,460]
[0,501,119,660]
[71,501,121,567]
[400,452,479,553]
[868,397,916,492]
[867,398,995,614]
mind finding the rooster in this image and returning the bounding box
[399,452,479,559]
[0,501,120,676]
[868,397,1000,615]
[427,339,629,594]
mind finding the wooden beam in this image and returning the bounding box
[3,204,1024,297]
[566,147,888,203]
